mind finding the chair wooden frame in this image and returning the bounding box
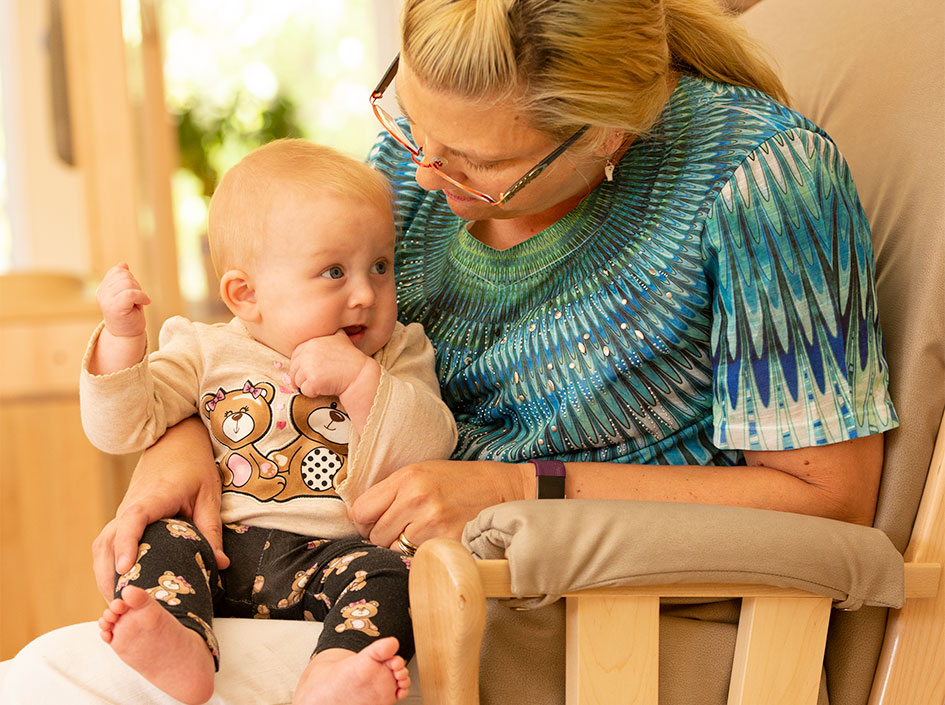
[409,414,944,705]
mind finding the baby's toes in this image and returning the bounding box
[106,597,131,616]
[392,664,410,691]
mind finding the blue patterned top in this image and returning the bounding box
[367,74,898,467]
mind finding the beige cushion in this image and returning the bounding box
[740,3,945,704]
[464,499,904,610]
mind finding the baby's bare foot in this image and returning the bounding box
[293,637,410,705]
[98,585,215,704]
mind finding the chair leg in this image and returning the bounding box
[410,537,486,705]
[727,596,831,705]
[566,594,660,705]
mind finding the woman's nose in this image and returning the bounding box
[414,161,445,192]
[414,157,463,193]
[413,141,460,192]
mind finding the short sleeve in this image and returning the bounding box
[703,128,898,451]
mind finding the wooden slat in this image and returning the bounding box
[137,0,182,320]
[727,595,832,705]
[903,562,942,599]
[59,0,143,278]
[59,0,181,340]
[563,585,824,599]
[566,595,659,705]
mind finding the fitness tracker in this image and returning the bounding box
[530,459,566,499]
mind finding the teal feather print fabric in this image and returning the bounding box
[705,129,897,450]
[367,74,897,467]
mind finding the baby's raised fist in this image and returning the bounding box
[96,263,151,338]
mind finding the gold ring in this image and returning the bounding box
[397,531,419,556]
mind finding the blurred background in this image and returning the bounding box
[0,0,400,660]
[1,0,400,317]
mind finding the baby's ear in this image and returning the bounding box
[219,270,260,322]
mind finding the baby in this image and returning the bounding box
[80,139,457,705]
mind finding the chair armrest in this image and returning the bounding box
[410,534,937,705]
[462,500,905,610]
[410,501,927,705]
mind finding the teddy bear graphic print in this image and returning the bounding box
[201,380,350,503]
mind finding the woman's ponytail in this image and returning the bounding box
[664,0,789,104]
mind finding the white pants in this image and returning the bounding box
[0,619,423,705]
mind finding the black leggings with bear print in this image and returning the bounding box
[114,518,414,670]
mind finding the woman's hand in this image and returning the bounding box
[349,459,532,550]
[91,416,227,600]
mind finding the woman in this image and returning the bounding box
[8,0,896,703]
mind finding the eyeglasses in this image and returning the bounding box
[370,54,590,206]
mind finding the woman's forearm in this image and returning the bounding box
[529,435,883,525]
[121,415,216,511]
[354,436,883,550]
[95,415,224,594]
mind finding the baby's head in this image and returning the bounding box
[208,139,398,358]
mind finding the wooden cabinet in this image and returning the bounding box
[0,273,133,660]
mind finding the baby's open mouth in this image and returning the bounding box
[343,325,366,337]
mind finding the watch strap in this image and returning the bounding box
[531,459,566,499]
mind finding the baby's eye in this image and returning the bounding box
[321,266,344,280]
[371,260,389,275]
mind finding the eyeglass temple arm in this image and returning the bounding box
[497,124,591,204]
[372,54,401,99]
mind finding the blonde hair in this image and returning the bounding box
[400,0,787,149]
[207,139,392,278]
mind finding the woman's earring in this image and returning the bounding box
[604,159,615,182]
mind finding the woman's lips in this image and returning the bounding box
[444,189,477,203]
